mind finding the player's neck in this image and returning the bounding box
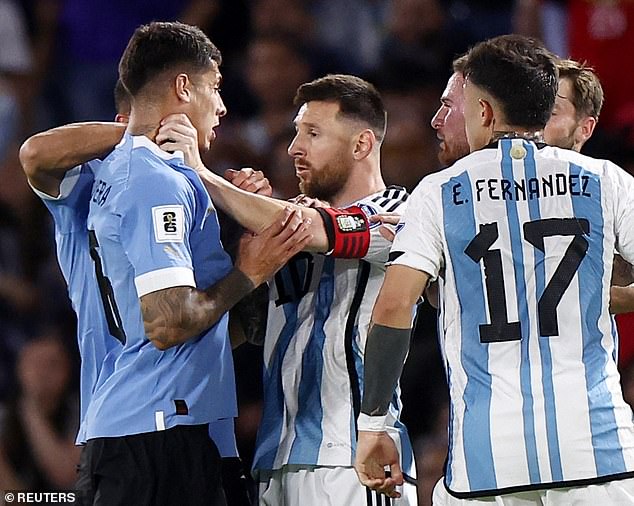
[491,126,544,143]
[329,163,385,207]
[126,108,163,143]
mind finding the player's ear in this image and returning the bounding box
[575,116,597,148]
[479,98,494,128]
[353,129,375,161]
[174,73,193,103]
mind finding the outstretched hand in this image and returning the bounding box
[354,431,404,499]
[236,207,312,287]
[369,213,401,242]
[225,168,272,197]
[157,113,204,171]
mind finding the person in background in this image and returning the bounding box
[0,332,79,491]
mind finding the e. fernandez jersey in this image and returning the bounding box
[253,187,416,481]
[391,138,634,497]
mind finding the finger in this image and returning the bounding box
[271,213,304,244]
[289,194,307,204]
[376,478,401,499]
[259,207,295,238]
[157,121,196,140]
[282,221,313,253]
[368,213,400,225]
[250,176,272,196]
[378,225,395,242]
[224,169,238,181]
[228,171,250,188]
[237,178,271,195]
[157,141,183,154]
[156,127,195,146]
[389,463,404,487]
[236,180,260,193]
[160,113,196,130]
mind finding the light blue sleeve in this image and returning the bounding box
[119,168,199,297]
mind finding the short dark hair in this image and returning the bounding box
[452,53,468,75]
[119,21,221,97]
[557,58,604,121]
[464,35,558,129]
[294,74,387,142]
[113,79,131,115]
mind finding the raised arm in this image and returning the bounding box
[19,122,126,196]
[141,208,312,350]
[157,113,330,251]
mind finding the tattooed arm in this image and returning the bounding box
[142,270,256,350]
[141,208,312,350]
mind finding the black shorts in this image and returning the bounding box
[75,424,226,506]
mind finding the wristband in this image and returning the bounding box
[316,206,370,258]
[357,412,388,432]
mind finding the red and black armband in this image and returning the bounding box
[316,206,370,258]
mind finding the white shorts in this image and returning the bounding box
[432,476,634,505]
[259,465,418,506]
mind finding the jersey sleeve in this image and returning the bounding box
[119,169,199,297]
[389,179,444,280]
[358,186,410,264]
[31,161,98,234]
[613,163,634,265]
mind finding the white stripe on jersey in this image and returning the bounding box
[253,187,416,477]
[391,139,634,497]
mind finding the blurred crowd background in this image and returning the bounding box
[2,0,634,504]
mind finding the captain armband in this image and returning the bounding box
[315,206,370,258]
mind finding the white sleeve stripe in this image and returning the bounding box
[29,165,82,201]
[134,266,196,297]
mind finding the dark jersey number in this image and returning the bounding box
[465,218,590,343]
[88,230,127,344]
[274,252,314,306]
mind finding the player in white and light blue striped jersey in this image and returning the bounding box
[357,35,634,505]
[193,74,417,505]
[254,186,412,475]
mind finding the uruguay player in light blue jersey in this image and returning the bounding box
[20,121,127,446]
[357,35,634,505]
[36,22,312,506]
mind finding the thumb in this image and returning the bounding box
[224,168,239,181]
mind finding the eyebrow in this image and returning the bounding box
[294,120,319,128]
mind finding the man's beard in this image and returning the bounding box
[438,140,470,167]
[298,158,350,201]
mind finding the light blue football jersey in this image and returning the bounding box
[84,134,236,439]
[391,138,634,497]
[32,162,121,444]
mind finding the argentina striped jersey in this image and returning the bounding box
[390,138,634,497]
[252,187,416,480]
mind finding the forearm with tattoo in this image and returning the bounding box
[141,268,255,350]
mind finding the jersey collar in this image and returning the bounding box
[127,134,185,163]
